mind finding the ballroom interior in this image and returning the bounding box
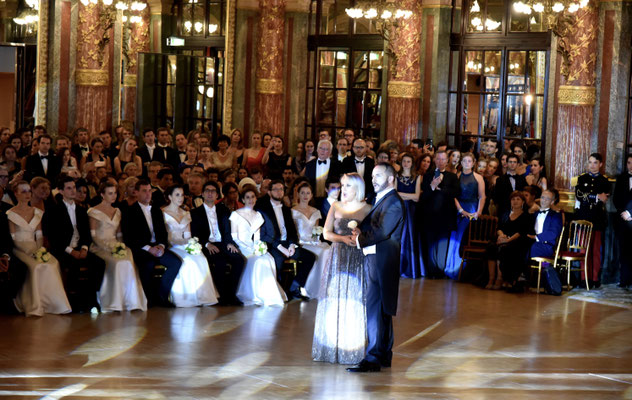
[1,0,632,397]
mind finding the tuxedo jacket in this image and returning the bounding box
[302,158,342,193]
[613,172,632,230]
[534,210,563,246]
[154,145,180,169]
[45,201,92,256]
[493,173,528,217]
[358,189,405,316]
[137,145,158,166]
[420,169,461,233]
[255,195,299,248]
[0,206,13,256]
[341,156,375,198]
[122,202,170,251]
[190,203,237,248]
[24,153,62,183]
[71,143,90,161]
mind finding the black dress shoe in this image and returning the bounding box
[346,360,381,373]
[380,361,391,368]
[290,289,310,301]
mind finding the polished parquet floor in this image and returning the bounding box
[1,279,631,399]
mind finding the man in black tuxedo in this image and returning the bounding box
[341,138,375,201]
[137,129,159,172]
[320,178,341,226]
[46,176,105,312]
[256,180,315,299]
[151,168,175,209]
[419,150,461,278]
[191,180,245,305]
[493,153,527,218]
[24,134,61,182]
[0,203,27,314]
[302,140,342,206]
[613,154,632,288]
[70,128,91,161]
[122,180,181,306]
[347,163,404,373]
[155,127,179,169]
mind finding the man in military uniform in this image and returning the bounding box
[574,153,610,288]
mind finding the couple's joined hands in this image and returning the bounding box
[342,228,361,247]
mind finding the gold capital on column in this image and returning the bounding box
[76,69,109,86]
[557,85,596,106]
[256,78,283,95]
[123,74,138,88]
[388,81,421,99]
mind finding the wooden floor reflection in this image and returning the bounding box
[1,279,631,399]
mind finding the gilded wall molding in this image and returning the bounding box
[388,81,421,99]
[256,78,283,95]
[123,74,137,87]
[557,85,596,106]
[36,0,49,125]
[223,0,236,135]
[76,69,110,86]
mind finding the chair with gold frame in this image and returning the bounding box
[557,220,593,291]
[530,227,564,294]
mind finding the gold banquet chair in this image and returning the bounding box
[558,220,593,291]
[458,215,498,281]
[530,226,564,294]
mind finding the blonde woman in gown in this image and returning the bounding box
[291,181,331,299]
[162,185,219,307]
[88,182,147,312]
[230,185,287,306]
[312,173,371,364]
[7,181,71,317]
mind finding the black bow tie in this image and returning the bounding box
[318,160,327,165]
[537,209,549,215]
[355,159,364,164]
[80,146,88,151]
[40,155,48,160]
[179,151,186,155]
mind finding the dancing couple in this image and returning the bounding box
[312,163,404,372]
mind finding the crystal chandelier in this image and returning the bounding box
[13,0,39,29]
[345,1,413,22]
[513,0,589,28]
[468,0,501,31]
[79,0,148,24]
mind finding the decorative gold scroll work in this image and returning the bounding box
[223,0,236,135]
[557,85,596,106]
[76,69,110,86]
[123,74,137,88]
[388,81,421,99]
[256,78,283,95]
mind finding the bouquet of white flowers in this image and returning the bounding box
[185,237,202,255]
[311,226,324,240]
[254,240,268,256]
[347,220,358,230]
[112,242,127,258]
[33,247,51,263]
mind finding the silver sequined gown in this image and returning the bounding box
[312,217,367,364]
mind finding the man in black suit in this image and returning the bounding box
[256,180,315,299]
[24,134,61,182]
[347,163,405,373]
[341,138,375,201]
[155,127,179,169]
[527,190,564,258]
[137,129,159,173]
[320,178,341,226]
[191,180,245,305]
[46,176,105,312]
[122,179,181,306]
[0,203,27,314]
[419,150,461,278]
[151,168,175,209]
[302,139,342,206]
[493,153,527,218]
[613,154,632,288]
[70,128,91,161]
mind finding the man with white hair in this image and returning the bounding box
[301,139,342,205]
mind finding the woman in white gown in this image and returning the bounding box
[162,185,219,307]
[7,181,71,317]
[291,181,331,299]
[230,185,287,306]
[88,182,147,312]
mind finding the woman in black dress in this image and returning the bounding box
[487,191,533,290]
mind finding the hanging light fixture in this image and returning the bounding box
[345,1,413,22]
[468,0,501,32]
[512,0,590,28]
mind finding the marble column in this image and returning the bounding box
[74,2,112,135]
[254,0,285,136]
[122,10,151,122]
[386,0,423,144]
[553,4,599,189]
[35,0,50,125]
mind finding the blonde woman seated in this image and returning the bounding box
[162,184,219,307]
[291,181,331,299]
[230,185,287,306]
[88,181,147,312]
[7,181,71,316]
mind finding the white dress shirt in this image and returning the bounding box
[315,158,330,197]
[358,187,395,255]
[534,208,549,242]
[271,199,287,241]
[38,151,49,175]
[354,156,366,178]
[63,200,84,253]
[508,173,517,191]
[146,144,155,160]
[139,203,156,249]
[337,154,345,163]
[204,203,222,243]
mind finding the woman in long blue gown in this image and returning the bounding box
[445,153,486,279]
[397,154,423,278]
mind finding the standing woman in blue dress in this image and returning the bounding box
[397,153,422,278]
[445,152,486,279]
